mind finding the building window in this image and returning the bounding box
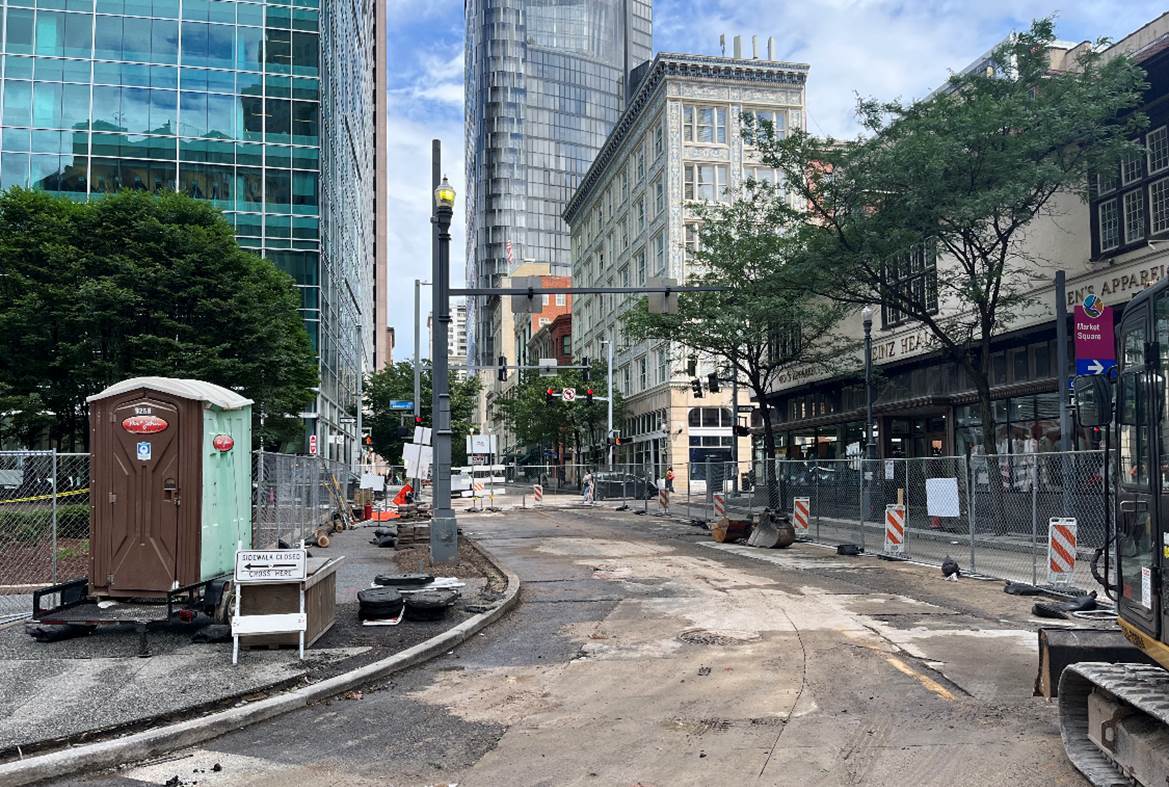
[1124,190,1145,244]
[636,197,646,230]
[620,264,630,287]
[881,242,939,328]
[542,294,550,306]
[743,108,786,145]
[636,143,646,180]
[744,165,783,190]
[1098,198,1120,252]
[635,248,646,284]
[620,216,629,249]
[653,232,666,274]
[1151,178,1169,235]
[622,365,630,394]
[768,325,802,363]
[555,293,566,306]
[620,169,628,201]
[1148,126,1169,175]
[684,223,700,263]
[654,177,664,214]
[683,163,728,202]
[1097,169,1118,197]
[562,335,571,355]
[654,123,664,157]
[1122,150,1144,185]
[656,346,669,384]
[638,356,648,390]
[682,105,727,144]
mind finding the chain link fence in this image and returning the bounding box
[0,449,358,624]
[1,451,90,623]
[744,451,1106,593]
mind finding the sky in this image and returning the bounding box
[386,0,1168,361]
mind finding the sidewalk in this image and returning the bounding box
[0,527,508,759]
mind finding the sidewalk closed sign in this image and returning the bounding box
[234,549,307,584]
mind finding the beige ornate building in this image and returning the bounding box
[564,48,809,486]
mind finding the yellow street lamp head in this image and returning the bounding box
[434,176,456,209]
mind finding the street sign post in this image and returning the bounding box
[1073,295,1115,379]
[308,434,318,456]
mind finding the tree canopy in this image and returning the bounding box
[756,19,1147,452]
[363,361,481,466]
[623,185,851,498]
[0,188,318,449]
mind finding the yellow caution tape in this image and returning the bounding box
[0,488,89,505]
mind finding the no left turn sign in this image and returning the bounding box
[562,387,577,402]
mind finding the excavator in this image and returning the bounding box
[1053,277,1169,786]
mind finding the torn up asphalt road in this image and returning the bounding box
[78,507,1084,787]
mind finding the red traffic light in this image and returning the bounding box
[545,387,556,404]
[414,416,423,424]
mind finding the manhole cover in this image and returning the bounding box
[677,628,759,646]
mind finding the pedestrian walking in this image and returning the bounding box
[665,466,675,493]
[581,469,594,504]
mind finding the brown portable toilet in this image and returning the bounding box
[87,377,253,599]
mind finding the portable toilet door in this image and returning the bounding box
[88,376,252,598]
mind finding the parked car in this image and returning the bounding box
[592,472,658,500]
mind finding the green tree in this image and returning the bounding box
[492,360,624,465]
[623,190,850,504]
[363,361,481,466]
[755,19,1146,456]
[0,188,318,449]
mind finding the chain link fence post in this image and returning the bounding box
[50,450,58,583]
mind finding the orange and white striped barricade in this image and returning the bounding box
[884,504,906,557]
[659,484,670,514]
[1048,518,1077,584]
[792,497,810,538]
[713,492,726,520]
[533,483,543,505]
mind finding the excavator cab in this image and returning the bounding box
[1058,282,1169,786]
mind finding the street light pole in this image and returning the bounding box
[863,306,875,460]
[414,279,422,422]
[862,305,875,551]
[430,146,458,563]
[605,330,614,470]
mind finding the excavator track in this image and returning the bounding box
[1059,662,1169,786]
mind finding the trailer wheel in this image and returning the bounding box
[214,581,235,625]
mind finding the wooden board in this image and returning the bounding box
[239,557,341,649]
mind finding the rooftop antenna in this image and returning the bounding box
[720,34,726,57]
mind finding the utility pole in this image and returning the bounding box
[731,348,739,493]
[430,140,457,562]
[606,330,614,470]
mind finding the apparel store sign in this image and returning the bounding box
[1065,261,1169,308]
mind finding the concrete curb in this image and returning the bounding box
[0,537,521,787]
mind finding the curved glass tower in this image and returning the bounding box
[464,0,652,366]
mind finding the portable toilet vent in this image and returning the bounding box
[87,377,253,598]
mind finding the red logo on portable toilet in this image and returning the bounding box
[792,497,810,533]
[121,415,168,434]
[1048,518,1077,584]
[713,493,726,519]
[533,483,543,504]
[211,434,234,452]
[884,504,906,556]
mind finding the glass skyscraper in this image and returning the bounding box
[0,0,383,460]
[464,0,652,366]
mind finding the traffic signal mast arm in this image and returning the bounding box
[449,285,723,296]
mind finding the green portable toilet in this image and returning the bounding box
[88,377,253,598]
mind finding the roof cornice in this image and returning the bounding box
[563,52,809,224]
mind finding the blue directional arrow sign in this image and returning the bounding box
[1075,359,1115,376]
[389,400,414,411]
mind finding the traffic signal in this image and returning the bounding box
[415,415,424,425]
[734,424,752,437]
[498,355,508,382]
[581,357,591,382]
[585,388,594,404]
[708,372,720,393]
[690,379,703,398]
[546,387,556,404]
